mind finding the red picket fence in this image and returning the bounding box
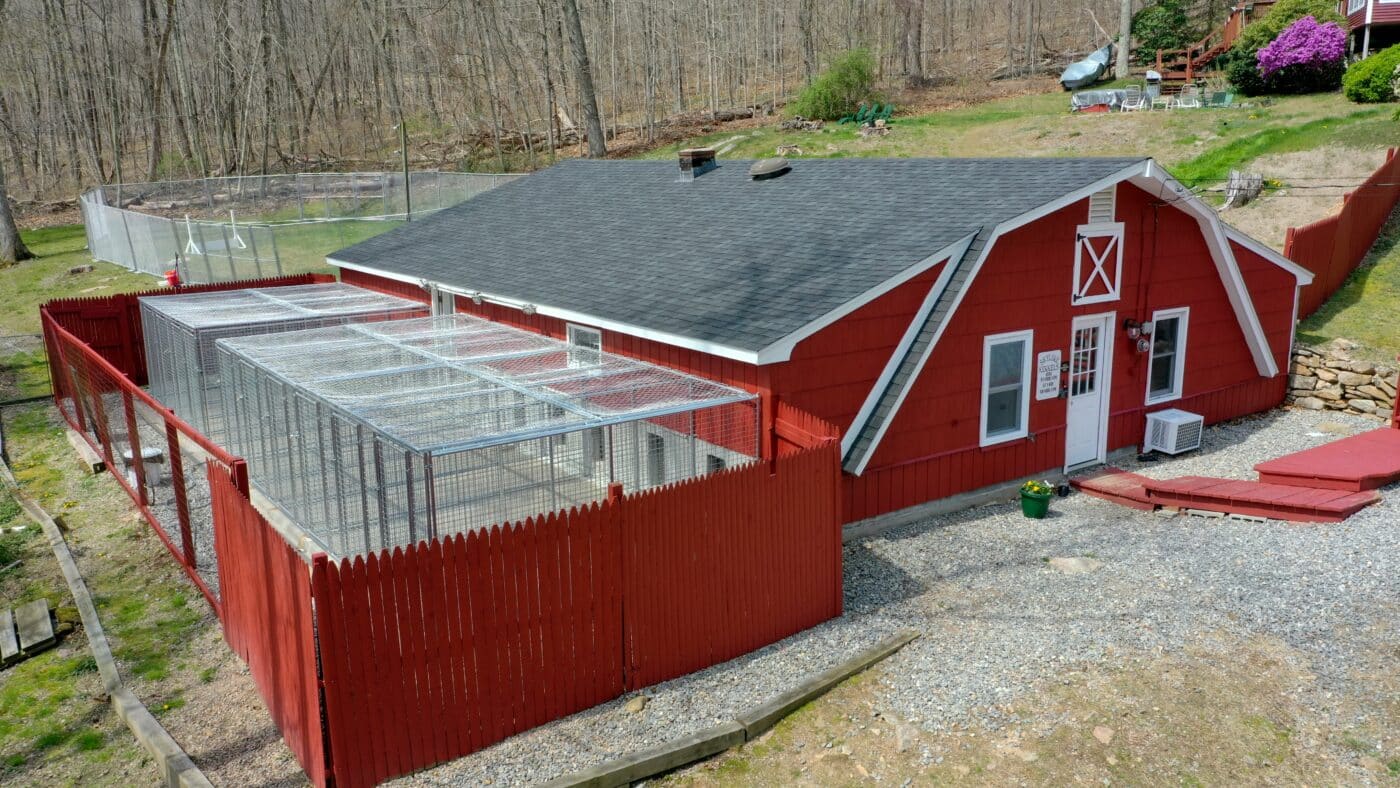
[208,463,325,785]
[1285,148,1400,318]
[45,283,846,788]
[42,311,235,611]
[309,440,843,787]
[43,273,331,385]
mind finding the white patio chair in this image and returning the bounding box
[1121,85,1148,112]
[1176,84,1202,109]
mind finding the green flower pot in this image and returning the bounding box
[1020,489,1052,519]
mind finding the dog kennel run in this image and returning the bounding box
[141,283,428,441]
[216,314,761,559]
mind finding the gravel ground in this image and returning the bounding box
[404,407,1399,786]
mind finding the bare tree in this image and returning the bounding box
[561,0,605,157]
[0,157,31,264]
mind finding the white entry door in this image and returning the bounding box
[1065,313,1115,469]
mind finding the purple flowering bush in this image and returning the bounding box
[1254,16,1347,93]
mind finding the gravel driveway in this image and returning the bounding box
[402,408,1399,786]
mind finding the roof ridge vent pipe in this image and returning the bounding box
[678,148,718,181]
[749,157,791,180]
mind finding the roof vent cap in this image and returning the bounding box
[749,157,791,180]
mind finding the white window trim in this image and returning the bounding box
[566,323,602,368]
[1144,307,1189,406]
[1072,222,1124,306]
[980,329,1035,448]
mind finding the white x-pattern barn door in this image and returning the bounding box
[1072,224,1124,305]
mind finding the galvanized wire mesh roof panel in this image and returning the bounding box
[217,314,756,454]
[138,282,424,329]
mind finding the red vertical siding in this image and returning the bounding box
[339,267,430,303]
[850,184,1294,520]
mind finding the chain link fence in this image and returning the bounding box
[80,172,523,284]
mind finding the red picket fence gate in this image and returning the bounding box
[1285,148,1400,318]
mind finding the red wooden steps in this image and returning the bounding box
[1142,476,1380,523]
[1070,467,1155,510]
[1254,428,1400,492]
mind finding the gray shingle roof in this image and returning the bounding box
[330,157,1147,353]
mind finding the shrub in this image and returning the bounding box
[1132,0,1196,61]
[1343,45,1400,102]
[787,49,881,121]
[1254,16,1346,93]
[1224,0,1346,95]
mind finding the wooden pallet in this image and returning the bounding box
[1,599,56,667]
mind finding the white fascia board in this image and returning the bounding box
[329,258,764,364]
[754,236,976,365]
[1221,226,1316,284]
[1128,173,1278,377]
[839,234,973,459]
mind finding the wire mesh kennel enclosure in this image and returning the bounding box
[141,283,428,442]
[216,314,760,559]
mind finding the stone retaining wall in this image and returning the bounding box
[1288,339,1396,422]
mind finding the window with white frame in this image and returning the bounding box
[1346,0,1365,14]
[566,323,602,367]
[981,330,1034,445]
[1145,307,1188,404]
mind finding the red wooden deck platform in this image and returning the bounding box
[1254,429,1400,492]
[1142,477,1380,523]
[1070,467,1155,510]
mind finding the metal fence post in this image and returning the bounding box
[219,224,238,279]
[193,222,215,283]
[296,175,305,221]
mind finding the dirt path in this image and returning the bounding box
[666,629,1398,786]
[1223,146,1392,250]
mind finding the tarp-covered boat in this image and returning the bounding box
[1060,44,1113,90]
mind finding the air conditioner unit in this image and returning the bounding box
[1144,408,1204,455]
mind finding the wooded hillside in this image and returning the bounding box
[0,0,1234,200]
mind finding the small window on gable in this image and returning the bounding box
[1073,224,1124,305]
[1088,186,1115,224]
[567,323,602,367]
[981,330,1034,446]
[1146,308,1189,404]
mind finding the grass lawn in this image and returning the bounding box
[0,403,302,783]
[1298,210,1400,361]
[0,405,199,782]
[642,92,1399,190]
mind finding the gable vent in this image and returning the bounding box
[1088,186,1116,224]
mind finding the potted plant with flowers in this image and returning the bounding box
[1019,479,1054,519]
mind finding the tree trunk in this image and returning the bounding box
[1116,0,1132,79]
[798,0,817,82]
[0,157,33,264]
[561,0,605,158]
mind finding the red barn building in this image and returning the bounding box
[329,154,1312,524]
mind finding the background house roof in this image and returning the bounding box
[330,157,1147,354]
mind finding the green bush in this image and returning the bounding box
[787,49,881,121]
[1132,0,1196,61]
[1343,45,1400,102]
[1224,0,1346,95]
